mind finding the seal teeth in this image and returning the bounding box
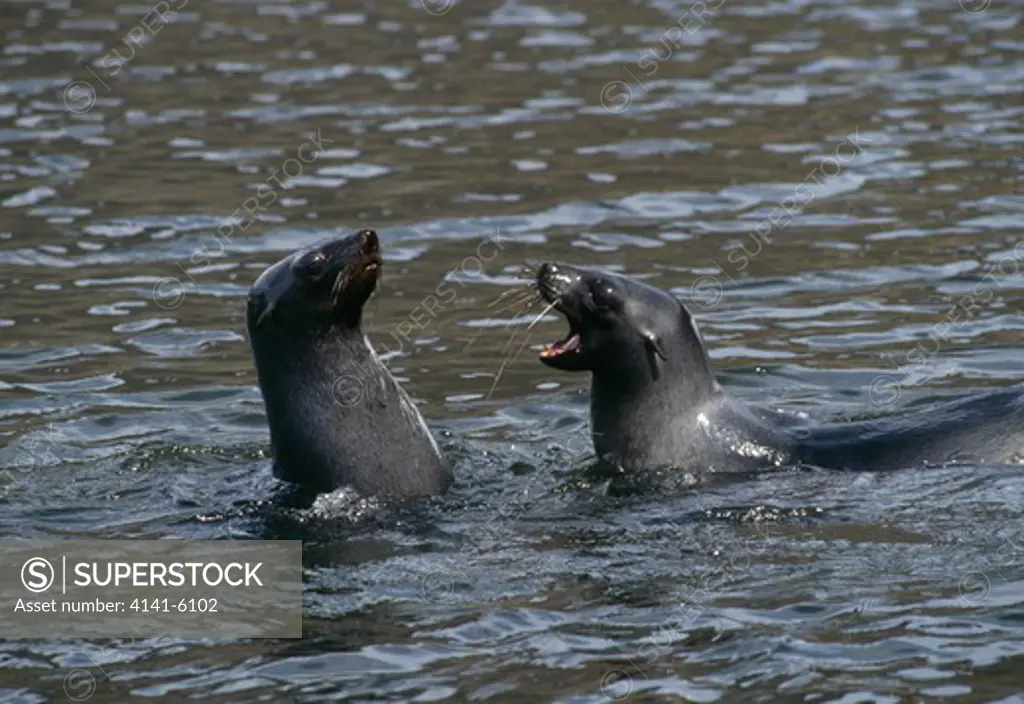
[540,331,581,359]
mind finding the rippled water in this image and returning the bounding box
[2,0,1023,700]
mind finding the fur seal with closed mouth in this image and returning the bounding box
[535,262,1024,473]
[246,230,452,497]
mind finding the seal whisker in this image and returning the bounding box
[522,300,558,335]
[488,290,541,317]
[502,296,560,373]
[484,304,538,396]
[457,296,537,358]
[329,268,349,308]
[488,294,534,317]
[488,283,538,307]
[496,297,540,357]
[487,300,557,398]
[487,286,533,308]
[501,313,548,391]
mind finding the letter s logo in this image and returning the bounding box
[21,557,55,593]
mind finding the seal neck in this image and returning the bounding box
[591,350,720,410]
[587,313,722,469]
[250,327,364,482]
[592,306,720,405]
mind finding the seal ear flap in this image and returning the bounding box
[255,302,275,329]
[641,328,667,362]
[248,293,275,329]
[640,327,667,380]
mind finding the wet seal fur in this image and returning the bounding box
[536,262,1024,473]
[246,230,452,497]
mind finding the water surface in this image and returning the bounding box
[1,0,1023,700]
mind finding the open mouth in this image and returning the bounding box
[539,306,582,364]
[362,256,381,275]
[540,323,581,363]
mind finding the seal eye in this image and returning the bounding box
[589,281,617,312]
[295,250,327,280]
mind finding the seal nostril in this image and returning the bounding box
[539,262,555,280]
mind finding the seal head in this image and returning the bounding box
[536,262,716,388]
[246,230,381,334]
[247,230,452,497]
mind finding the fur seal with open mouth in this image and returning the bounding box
[535,262,1024,473]
[246,230,452,497]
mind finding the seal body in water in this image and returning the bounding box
[246,230,452,497]
[535,262,1024,473]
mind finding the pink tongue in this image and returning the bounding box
[540,333,579,358]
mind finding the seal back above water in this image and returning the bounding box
[535,262,1024,473]
[246,230,452,497]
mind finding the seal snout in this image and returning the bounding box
[536,262,584,369]
[355,229,381,273]
[328,229,382,313]
[536,262,576,302]
[333,229,381,294]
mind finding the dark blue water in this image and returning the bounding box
[1,0,1023,700]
